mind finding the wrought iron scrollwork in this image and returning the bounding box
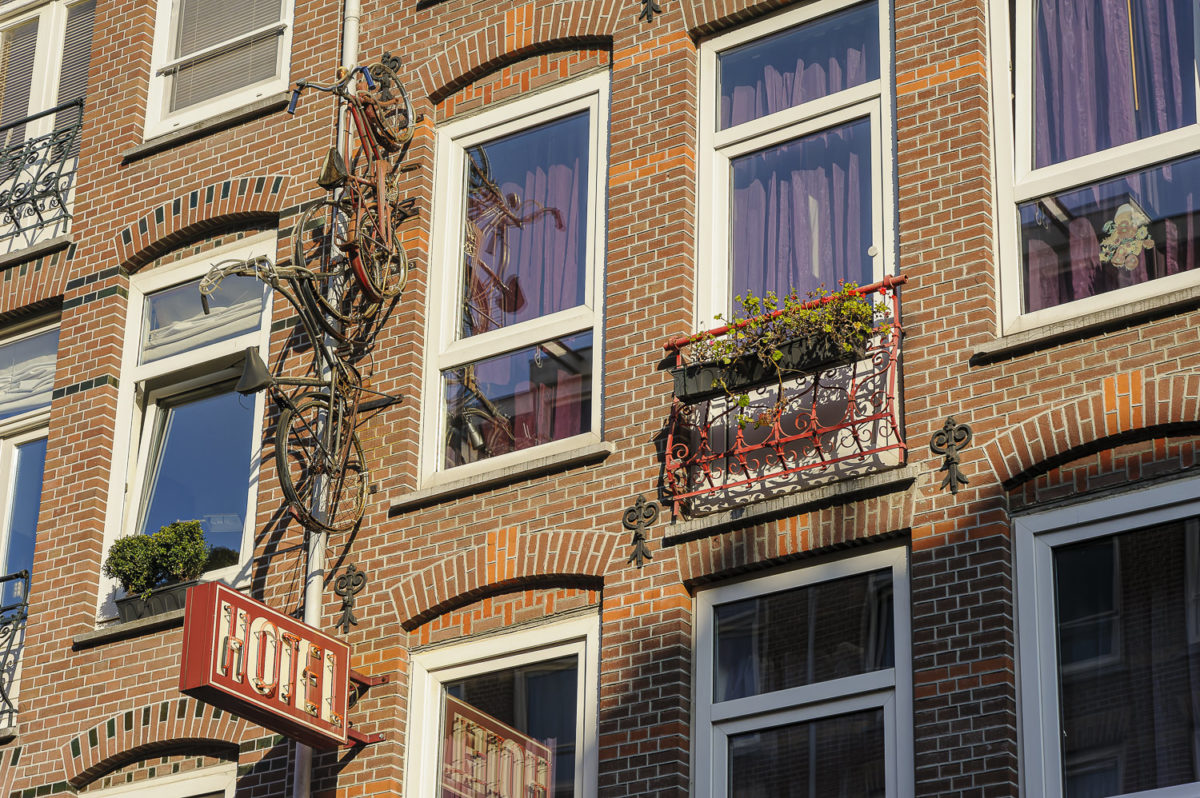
[0,99,83,248]
[0,569,30,727]
[930,416,973,495]
[333,564,366,635]
[623,495,659,568]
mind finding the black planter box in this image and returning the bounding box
[671,336,867,402]
[114,579,197,624]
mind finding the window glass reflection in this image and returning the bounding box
[0,437,45,606]
[0,328,57,422]
[460,112,589,339]
[443,332,592,468]
[714,568,892,702]
[141,274,264,364]
[136,386,254,559]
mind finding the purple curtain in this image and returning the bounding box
[1034,0,1195,167]
[719,1,878,129]
[731,119,873,304]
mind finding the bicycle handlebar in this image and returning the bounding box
[286,65,376,115]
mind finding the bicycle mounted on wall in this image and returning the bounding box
[198,53,416,535]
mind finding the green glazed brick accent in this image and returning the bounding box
[51,374,118,401]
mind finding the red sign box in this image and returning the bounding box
[179,582,350,749]
[440,695,554,798]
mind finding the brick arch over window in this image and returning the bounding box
[418,2,614,103]
[390,527,621,630]
[986,371,1200,490]
[113,176,288,273]
[681,0,800,37]
[62,696,251,788]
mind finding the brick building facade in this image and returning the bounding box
[0,0,1197,796]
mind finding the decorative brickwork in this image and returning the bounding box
[390,527,621,630]
[63,698,251,788]
[112,176,288,273]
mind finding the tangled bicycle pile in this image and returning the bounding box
[199,53,416,535]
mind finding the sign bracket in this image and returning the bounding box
[342,669,388,746]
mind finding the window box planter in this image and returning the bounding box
[114,579,197,624]
[670,336,868,403]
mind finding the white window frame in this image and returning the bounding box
[696,0,895,324]
[143,0,294,139]
[1015,473,1200,797]
[422,72,607,486]
[990,0,1200,334]
[84,762,237,798]
[405,615,600,798]
[99,234,272,617]
[0,0,89,132]
[0,318,55,724]
[693,545,913,797]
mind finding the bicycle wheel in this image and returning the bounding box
[354,200,409,300]
[363,60,413,152]
[292,199,379,338]
[275,393,368,534]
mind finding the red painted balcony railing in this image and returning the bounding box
[661,275,907,519]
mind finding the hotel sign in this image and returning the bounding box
[179,582,350,749]
[441,695,554,798]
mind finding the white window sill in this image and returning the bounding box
[389,440,615,515]
[122,93,290,163]
[973,284,1200,366]
[0,233,71,271]
[71,607,185,649]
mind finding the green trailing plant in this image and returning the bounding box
[102,520,212,600]
[681,283,886,426]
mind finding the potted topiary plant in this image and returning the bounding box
[103,520,210,623]
[672,283,885,424]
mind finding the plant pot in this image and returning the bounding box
[671,335,868,402]
[114,579,198,624]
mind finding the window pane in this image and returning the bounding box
[1019,152,1200,312]
[1054,518,1200,795]
[442,332,592,468]
[141,274,263,364]
[718,2,878,129]
[730,118,873,308]
[173,0,281,58]
[444,656,577,798]
[0,19,38,147]
[728,708,886,797]
[0,436,45,606]
[714,569,893,702]
[1034,0,1197,167]
[459,112,589,338]
[0,328,57,422]
[137,386,254,559]
[168,31,281,111]
[54,0,96,136]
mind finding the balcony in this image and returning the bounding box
[0,569,29,731]
[661,276,907,519]
[0,99,84,255]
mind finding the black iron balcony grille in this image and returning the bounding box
[0,99,83,247]
[0,569,29,727]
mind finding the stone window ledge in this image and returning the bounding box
[122,94,290,163]
[71,608,184,650]
[971,285,1200,366]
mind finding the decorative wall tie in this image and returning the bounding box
[623,495,659,568]
[638,0,663,22]
[333,564,367,635]
[930,416,973,494]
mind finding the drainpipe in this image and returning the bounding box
[292,4,361,795]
